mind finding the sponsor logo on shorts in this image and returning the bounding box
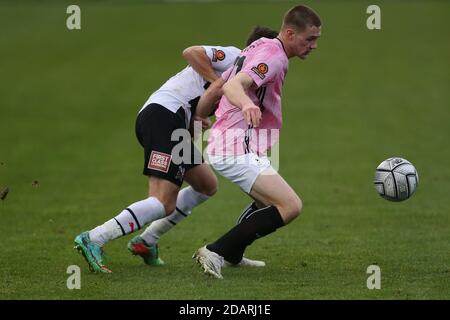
[148,151,172,173]
[251,63,268,80]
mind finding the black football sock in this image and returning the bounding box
[207,206,285,264]
[236,202,258,224]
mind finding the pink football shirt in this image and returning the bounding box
[208,37,289,156]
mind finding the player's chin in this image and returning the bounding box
[299,52,310,60]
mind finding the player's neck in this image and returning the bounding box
[276,35,293,59]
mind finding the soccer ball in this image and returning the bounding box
[374,157,419,201]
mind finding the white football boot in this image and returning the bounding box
[224,257,266,268]
[193,246,224,279]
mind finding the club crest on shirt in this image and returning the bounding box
[212,48,226,62]
[148,151,171,173]
[251,63,269,80]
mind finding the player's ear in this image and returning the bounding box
[284,27,295,40]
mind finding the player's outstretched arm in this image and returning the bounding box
[223,72,261,127]
[196,78,225,119]
[182,46,219,83]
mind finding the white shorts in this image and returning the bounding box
[208,153,274,193]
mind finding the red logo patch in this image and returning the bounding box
[257,63,268,74]
[148,151,172,173]
[216,50,225,61]
[212,48,226,62]
[251,63,269,80]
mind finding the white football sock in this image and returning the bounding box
[89,197,166,247]
[140,186,210,245]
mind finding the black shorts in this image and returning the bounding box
[135,103,203,186]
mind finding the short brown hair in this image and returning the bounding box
[282,5,321,31]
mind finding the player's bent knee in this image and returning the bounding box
[203,186,217,197]
[279,195,302,223]
[192,175,218,197]
[204,179,218,197]
[293,195,303,217]
[197,179,217,196]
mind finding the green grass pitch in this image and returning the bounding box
[0,0,449,299]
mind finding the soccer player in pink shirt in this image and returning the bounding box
[193,5,322,279]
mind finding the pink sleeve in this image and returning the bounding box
[240,47,282,88]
